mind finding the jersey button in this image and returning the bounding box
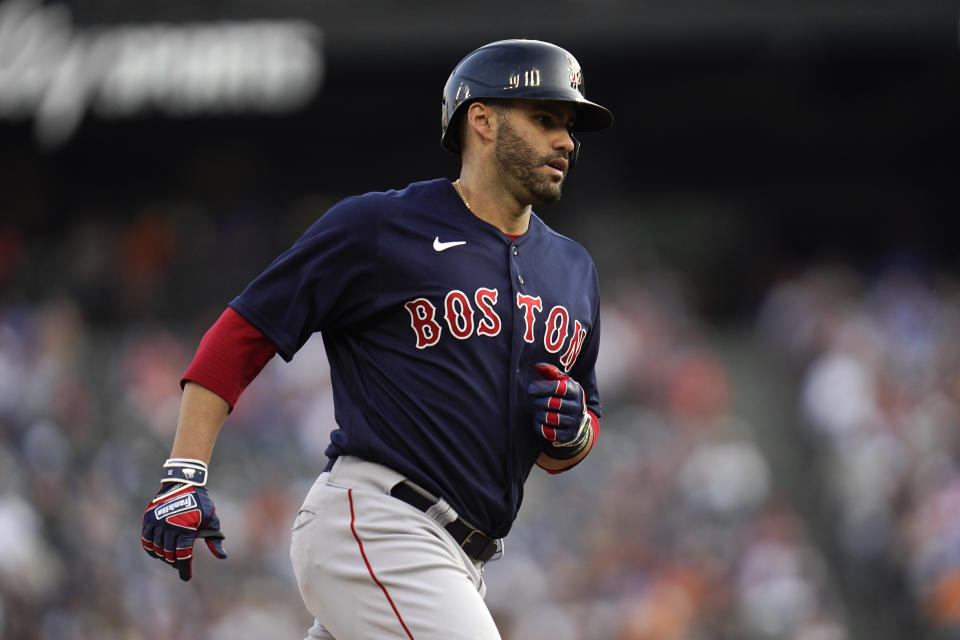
[512,246,518,256]
[518,274,525,285]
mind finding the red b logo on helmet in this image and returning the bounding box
[565,54,583,92]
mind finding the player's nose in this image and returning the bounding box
[555,129,575,155]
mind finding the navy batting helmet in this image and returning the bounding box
[441,39,614,154]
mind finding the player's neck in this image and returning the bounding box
[455,173,531,236]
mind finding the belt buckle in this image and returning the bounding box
[461,529,504,562]
[461,528,485,550]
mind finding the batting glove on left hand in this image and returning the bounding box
[528,362,591,450]
[141,458,227,581]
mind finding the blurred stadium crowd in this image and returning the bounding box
[1,206,958,640]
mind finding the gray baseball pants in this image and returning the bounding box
[290,455,503,639]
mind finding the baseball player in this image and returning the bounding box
[140,39,613,639]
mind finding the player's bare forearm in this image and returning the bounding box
[169,382,231,463]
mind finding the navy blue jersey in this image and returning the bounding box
[230,178,601,537]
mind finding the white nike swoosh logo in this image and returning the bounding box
[433,237,467,252]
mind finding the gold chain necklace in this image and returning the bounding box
[453,179,470,210]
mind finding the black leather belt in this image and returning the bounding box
[390,481,501,562]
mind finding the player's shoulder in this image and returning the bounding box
[322,179,450,223]
[531,213,596,266]
[336,179,449,209]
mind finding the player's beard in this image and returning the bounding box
[495,118,566,205]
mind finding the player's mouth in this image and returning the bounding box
[545,157,568,178]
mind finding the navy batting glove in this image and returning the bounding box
[141,458,227,581]
[528,362,591,449]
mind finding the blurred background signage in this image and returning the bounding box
[0,0,324,147]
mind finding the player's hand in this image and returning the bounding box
[528,362,590,449]
[141,458,227,581]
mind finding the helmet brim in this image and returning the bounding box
[571,100,615,132]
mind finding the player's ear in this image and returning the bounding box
[464,101,497,146]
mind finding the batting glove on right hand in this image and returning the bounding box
[528,362,591,450]
[141,458,227,581]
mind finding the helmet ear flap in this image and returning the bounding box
[570,134,580,169]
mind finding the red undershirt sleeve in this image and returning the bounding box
[181,307,279,411]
